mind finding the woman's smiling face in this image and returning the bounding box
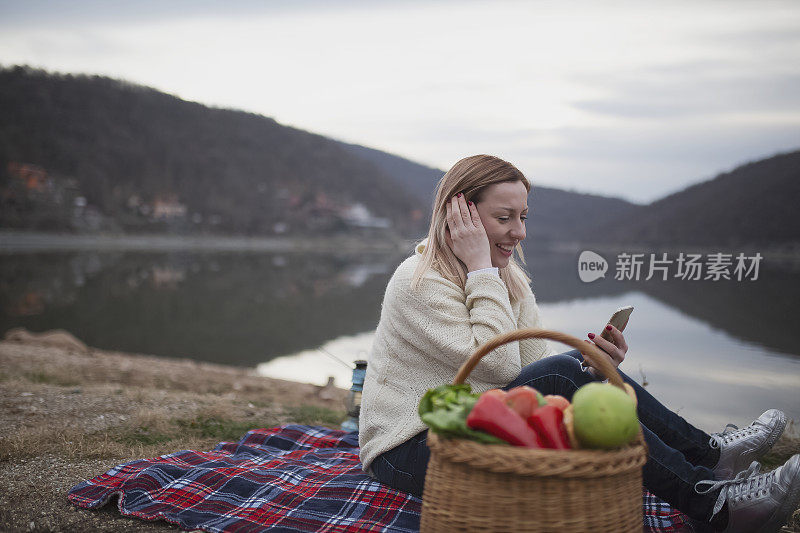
[473,180,529,268]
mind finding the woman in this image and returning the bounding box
[358,155,799,532]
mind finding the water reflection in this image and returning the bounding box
[256,331,374,389]
[1,246,798,431]
[522,245,800,358]
[0,250,404,365]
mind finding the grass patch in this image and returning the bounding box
[285,405,346,427]
[113,417,257,448]
[110,410,280,451]
[116,426,174,446]
[176,416,259,440]
[23,370,80,387]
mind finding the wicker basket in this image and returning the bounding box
[420,328,648,533]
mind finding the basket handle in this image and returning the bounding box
[453,328,626,391]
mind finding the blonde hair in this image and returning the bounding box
[411,154,532,301]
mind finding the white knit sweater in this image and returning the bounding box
[358,248,553,475]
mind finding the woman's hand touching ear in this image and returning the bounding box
[445,194,492,272]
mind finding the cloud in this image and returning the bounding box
[0,0,398,27]
[1,0,798,204]
[506,122,800,202]
[571,70,800,119]
[355,108,800,202]
[696,23,800,49]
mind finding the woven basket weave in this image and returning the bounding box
[420,328,648,533]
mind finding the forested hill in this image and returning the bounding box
[339,142,443,206]
[589,150,800,247]
[0,66,427,236]
[4,65,792,249]
[0,65,643,242]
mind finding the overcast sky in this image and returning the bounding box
[1,0,799,203]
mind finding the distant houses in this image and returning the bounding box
[276,190,393,235]
[3,161,396,236]
[152,196,188,220]
[342,203,391,229]
[2,161,95,230]
[7,162,50,193]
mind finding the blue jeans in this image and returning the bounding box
[370,351,721,523]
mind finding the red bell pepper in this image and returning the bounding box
[505,386,545,419]
[483,388,508,400]
[466,392,544,448]
[543,394,570,412]
[526,404,571,449]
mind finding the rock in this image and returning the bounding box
[318,376,339,401]
[4,328,89,354]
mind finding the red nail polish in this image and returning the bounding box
[468,201,473,206]
[457,193,462,197]
[588,333,595,339]
[606,325,612,331]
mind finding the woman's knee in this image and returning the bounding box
[505,353,585,389]
[536,353,584,376]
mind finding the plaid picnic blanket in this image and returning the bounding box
[68,425,694,532]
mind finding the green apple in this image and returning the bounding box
[572,382,639,449]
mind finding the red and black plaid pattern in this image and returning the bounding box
[68,425,694,532]
[644,490,695,532]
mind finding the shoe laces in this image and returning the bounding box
[695,461,774,519]
[708,423,759,449]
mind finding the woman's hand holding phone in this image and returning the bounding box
[588,325,628,367]
[445,193,492,272]
[583,306,633,375]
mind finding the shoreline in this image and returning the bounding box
[2,230,798,267]
[0,230,411,254]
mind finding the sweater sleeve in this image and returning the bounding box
[517,288,556,365]
[390,269,521,385]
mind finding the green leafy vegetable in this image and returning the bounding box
[418,384,507,445]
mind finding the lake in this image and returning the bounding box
[2,241,798,433]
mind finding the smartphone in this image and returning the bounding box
[600,305,634,342]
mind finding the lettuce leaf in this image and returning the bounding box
[418,384,506,445]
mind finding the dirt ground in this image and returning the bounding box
[1,338,798,533]
[0,339,349,532]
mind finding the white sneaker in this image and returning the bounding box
[711,409,786,480]
[695,455,800,533]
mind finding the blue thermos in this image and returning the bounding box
[341,360,367,433]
